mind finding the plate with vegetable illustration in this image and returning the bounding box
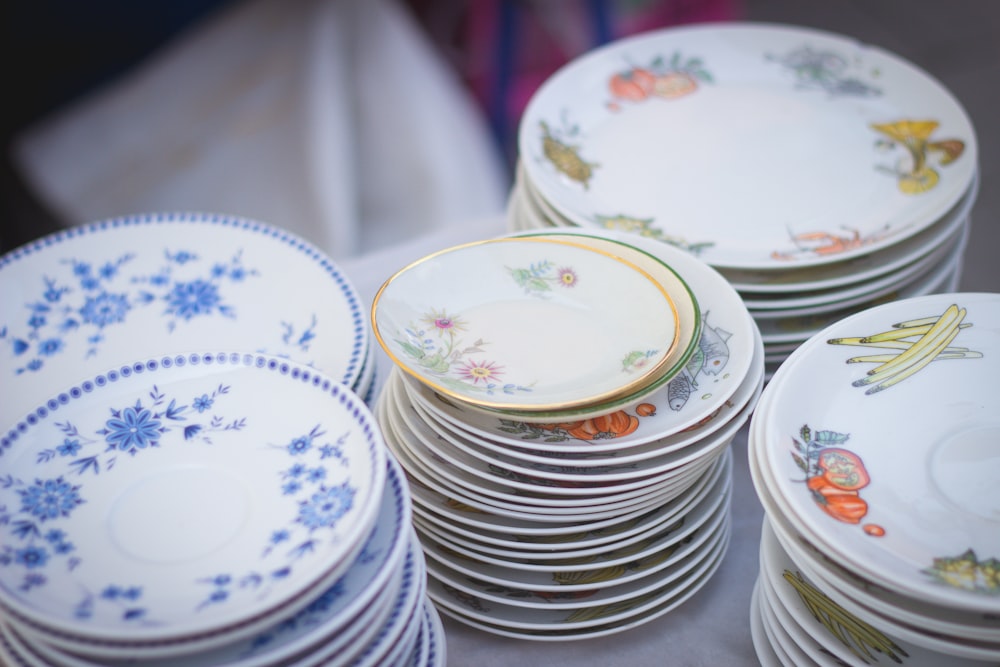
[371,236,690,417]
[406,228,756,445]
[518,22,977,270]
[754,292,1000,613]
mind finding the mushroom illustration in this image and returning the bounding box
[871,119,965,194]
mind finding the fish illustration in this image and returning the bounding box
[667,313,733,411]
[667,373,692,411]
[688,313,732,381]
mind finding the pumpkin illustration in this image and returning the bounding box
[537,410,640,440]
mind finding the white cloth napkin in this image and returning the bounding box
[11,0,509,260]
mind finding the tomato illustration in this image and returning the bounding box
[609,67,656,101]
[817,448,870,491]
[807,475,869,524]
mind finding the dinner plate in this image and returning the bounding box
[422,490,729,600]
[413,470,730,570]
[721,169,978,292]
[519,22,977,270]
[0,212,369,427]
[743,217,967,313]
[757,292,1000,614]
[372,236,686,416]
[408,324,763,473]
[760,516,1000,665]
[405,228,755,447]
[427,518,730,637]
[756,238,963,344]
[342,533,427,667]
[406,448,730,551]
[750,579,783,667]
[10,452,412,667]
[421,600,446,667]
[0,352,386,649]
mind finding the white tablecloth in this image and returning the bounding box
[341,216,765,667]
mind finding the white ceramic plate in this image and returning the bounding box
[519,22,977,270]
[760,516,999,666]
[743,218,967,313]
[750,579,784,667]
[406,448,730,550]
[408,325,762,473]
[422,490,729,600]
[406,228,756,448]
[756,233,964,345]
[722,169,978,292]
[0,212,369,428]
[372,236,684,415]
[414,469,730,570]
[0,353,386,648]
[12,453,413,667]
[427,519,730,636]
[757,292,1000,614]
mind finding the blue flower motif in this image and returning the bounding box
[98,262,118,280]
[37,338,64,356]
[230,266,247,281]
[18,477,84,521]
[270,530,290,545]
[104,406,163,453]
[150,273,169,287]
[171,251,196,264]
[80,277,100,291]
[286,436,312,456]
[122,586,142,601]
[166,280,220,320]
[72,261,91,278]
[44,529,66,543]
[26,359,43,371]
[287,463,306,478]
[53,541,75,555]
[306,467,326,483]
[15,545,49,569]
[193,394,214,413]
[296,483,355,531]
[79,292,130,327]
[28,314,46,329]
[56,439,82,457]
[102,585,123,600]
[282,481,301,496]
[12,339,29,355]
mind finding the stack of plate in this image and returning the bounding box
[507,22,979,377]
[0,213,445,666]
[747,292,1000,665]
[370,228,764,638]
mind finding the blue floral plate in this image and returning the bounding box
[0,352,386,648]
[0,212,369,427]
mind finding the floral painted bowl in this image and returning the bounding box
[0,212,369,428]
[371,236,689,417]
[0,352,386,650]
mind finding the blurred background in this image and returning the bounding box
[2,0,997,290]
